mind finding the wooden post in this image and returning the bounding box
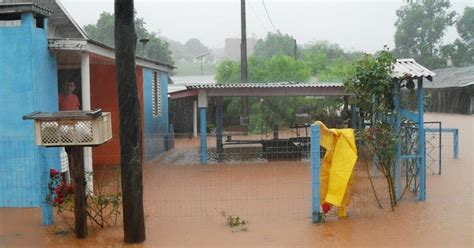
[68,146,87,238]
[115,0,146,242]
[215,96,223,161]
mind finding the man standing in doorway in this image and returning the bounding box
[59,81,80,111]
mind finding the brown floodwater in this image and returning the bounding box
[0,113,472,247]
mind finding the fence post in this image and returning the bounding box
[310,124,321,223]
[41,162,53,225]
[199,107,207,164]
[417,78,426,201]
[453,129,458,160]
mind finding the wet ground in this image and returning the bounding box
[0,113,472,247]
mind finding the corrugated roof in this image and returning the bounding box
[186,82,343,90]
[171,75,217,85]
[392,59,436,80]
[0,2,52,16]
[169,75,216,94]
[3,0,87,39]
[427,66,474,88]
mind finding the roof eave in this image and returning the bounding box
[48,38,175,72]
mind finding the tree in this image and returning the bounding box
[215,60,240,83]
[457,7,474,44]
[394,0,456,69]
[215,55,311,84]
[215,55,311,130]
[301,41,362,80]
[441,7,474,67]
[84,11,173,64]
[344,50,399,209]
[253,32,296,59]
[185,38,209,57]
[114,0,146,243]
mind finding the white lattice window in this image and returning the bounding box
[152,71,162,117]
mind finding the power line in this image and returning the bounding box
[248,0,270,33]
[261,0,277,33]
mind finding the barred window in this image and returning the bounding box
[151,71,162,117]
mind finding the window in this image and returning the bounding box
[151,71,161,117]
[0,13,21,27]
[35,16,45,29]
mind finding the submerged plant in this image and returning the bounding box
[46,170,121,234]
[344,48,400,210]
[220,211,248,232]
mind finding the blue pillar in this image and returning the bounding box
[311,124,321,223]
[200,107,207,164]
[417,79,426,201]
[41,162,53,225]
[453,129,459,159]
[394,83,402,199]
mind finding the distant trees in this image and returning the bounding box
[253,32,296,59]
[301,41,362,81]
[166,38,210,61]
[441,7,474,67]
[394,0,456,69]
[216,55,310,84]
[84,12,174,64]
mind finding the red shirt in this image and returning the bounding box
[59,94,81,111]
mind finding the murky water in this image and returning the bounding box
[0,113,472,247]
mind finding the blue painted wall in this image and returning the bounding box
[0,13,60,207]
[142,68,170,161]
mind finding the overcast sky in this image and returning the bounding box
[62,0,472,53]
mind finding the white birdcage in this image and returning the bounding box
[24,109,112,147]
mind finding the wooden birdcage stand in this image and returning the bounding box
[24,109,112,239]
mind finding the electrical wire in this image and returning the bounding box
[261,0,277,33]
[248,0,270,33]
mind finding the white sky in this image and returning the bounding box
[61,0,473,53]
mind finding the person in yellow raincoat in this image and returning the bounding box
[315,121,358,217]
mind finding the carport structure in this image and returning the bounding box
[169,82,349,164]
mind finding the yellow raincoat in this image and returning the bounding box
[315,121,358,217]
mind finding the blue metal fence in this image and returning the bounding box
[310,124,321,223]
[0,136,60,225]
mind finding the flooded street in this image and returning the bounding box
[0,113,472,247]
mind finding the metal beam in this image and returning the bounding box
[205,87,347,97]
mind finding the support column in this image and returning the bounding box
[394,82,402,199]
[193,100,198,137]
[215,96,223,161]
[453,129,458,159]
[41,163,53,225]
[198,91,208,164]
[417,78,426,201]
[81,52,93,193]
[311,124,321,223]
[350,105,356,129]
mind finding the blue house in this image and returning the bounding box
[0,1,174,224]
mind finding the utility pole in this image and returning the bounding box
[115,0,146,243]
[294,39,297,60]
[241,0,249,126]
[195,53,209,76]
